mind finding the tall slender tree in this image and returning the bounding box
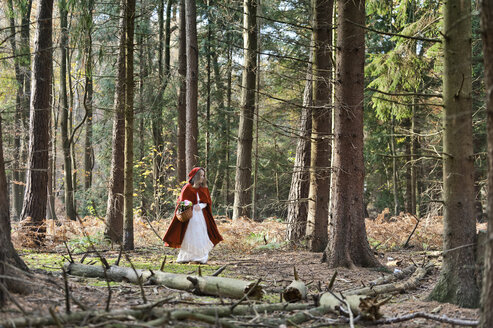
[306,0,332,251]
[480,1,493,325]
[176,0,187,182]
[20,0,54,245]
[287,52,312,242]
[123,0,136,250]
[185,0,199,173]
[105,0,127,243]
[83,0,95,190]
[59,0,76,220]
[233,0,257,220]
[323,0,379,267]
[429,0,479,308]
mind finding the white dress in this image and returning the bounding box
[176,192,214,264]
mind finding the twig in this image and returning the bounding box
[160,256,167,271]
[115,244,123,266]
[125,254,147,304]
[403,215,420,248]
[61,266,71,314]
[48,308,64,328]
[211,265,227,277]
[230,279,262,311]
[63,241,75,263]
[327,271,337,291]
[345,300,355,328]
[142,215,163,241]
[102,265,112,312]
[372,312,479,326]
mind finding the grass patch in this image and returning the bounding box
[21,251,66,271]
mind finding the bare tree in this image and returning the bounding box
[233,0,257,220]
[305,0,332,251]
[185,0,199,172]
[20,0,54,245]
[177,0,187,182]
[105,0,127,243]
[429,0,479,308]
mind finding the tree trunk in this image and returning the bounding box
[480,0,493,325]
[105,0,127,243]
[185,0,199,173]
[323,0,379,268]
[306,0,332,251]
[233,0,257,220]
[123,0,136,250]
[59,0,76,221]
[20,0,54,245]
[83,0,94,190]
[390,115,399,215]
[0,116,29,273]
[428,0,479,308]
[176,0,187,182]
[287,49,312,243]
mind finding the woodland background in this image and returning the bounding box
[2,0,493,326]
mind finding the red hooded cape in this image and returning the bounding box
[163,169,223,248]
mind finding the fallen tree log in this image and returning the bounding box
[64,263,263,300]
[0,301,311,328]
[320,293,385,321]
[343,264,433,296]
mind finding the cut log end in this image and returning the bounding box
[244,283,264,300]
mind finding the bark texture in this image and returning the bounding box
[480,0,493,325]
[287,57,312,242]
[323,0,379,268]
[83,0,94,190]
[177,0,187,182]
[123,0,136,250]
[105,0,126,243]
[20,0,54,245]
[429,0,479,308]
[185,0,199,173]
[232,0,257,220]
[306,0,332,251]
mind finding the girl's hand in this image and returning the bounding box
[193,204,201,211]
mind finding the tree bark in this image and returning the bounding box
[83,0,95,190]
[176,0,187,182]
[306,0,332,251]
[428,0,479,308]
[480,0,493,325]
[105,0,126,243]
[233,0,257,220]
[0,116,29,274]
[65,263,263,300]
[287,51,312,243]
[323,0,378,267]
[20,0,54,245]
[185,0,199,173]
[59,0,76,221]
[123,0,136,250]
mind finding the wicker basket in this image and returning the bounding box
[177,206,193,222]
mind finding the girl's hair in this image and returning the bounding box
[190,169,207,188]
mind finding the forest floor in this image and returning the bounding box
[0,211,485,327]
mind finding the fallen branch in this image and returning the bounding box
[65,262,264,300]
[372,312,478,326]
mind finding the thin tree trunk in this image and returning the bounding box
[429,0,479,308]
[176,0,187,181]
[224,38,233,216]
[480,1,493,325]
[233,0,257,220]
[20,0,54,245]
[185,0,199,173]
[287,56,312,243]
[123,0,136,251]
[59,0,76,221]
[105,0,126,243]
[306,0,332,251]
[205,0,211,170]
[390,115,399,215]
[83,0,94,190]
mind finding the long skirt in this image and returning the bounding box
[176,208,213,264]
